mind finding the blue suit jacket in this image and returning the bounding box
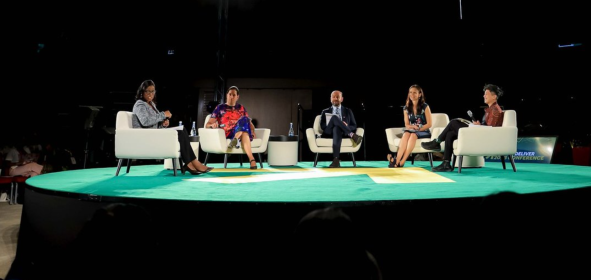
[320,106,357,134]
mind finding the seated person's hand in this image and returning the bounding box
[162,119,170,128]
[164,110,172,118]
[209,122,218,129]
[252,131,256,139]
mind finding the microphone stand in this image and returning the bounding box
[297,103,303,162]
[361,103,366,160]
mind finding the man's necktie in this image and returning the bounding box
[336,107,341,120]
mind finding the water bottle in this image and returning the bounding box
[179,121,183,129]
[288,122,294,137]
[190,121,196,136]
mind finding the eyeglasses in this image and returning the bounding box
[145,90,156,95]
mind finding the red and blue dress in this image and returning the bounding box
[211,103,253,141]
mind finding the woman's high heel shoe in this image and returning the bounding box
[249,159,258,170]
[199,166,214,173]
[182,163,203,175]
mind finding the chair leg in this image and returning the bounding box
[257,153,263,168]
[204,153,210,165]
[126,159,132,174]
[452,155,457,171]
[172,158,177,176]
[240,155,243,167]
[116,159,124,176]
[428,153,433,168]
[224,154,228,169]
[314,153,319,167]
[350,153,356,167]
[13,182,17,205]
[411,154,415,165]
[508,155,517,172]
[9,182,14,205]
[500,156,507,169]
[458,155,463,173]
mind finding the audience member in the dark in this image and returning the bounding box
[3,134,44,177]
[289,207,382,280]
[39,141,76,173]
[62,203,161,280]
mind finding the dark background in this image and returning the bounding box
[3,0,589,166]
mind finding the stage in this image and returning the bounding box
[10,161,591,279]
[24,161,591,202]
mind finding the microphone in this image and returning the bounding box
[467,110,476,122]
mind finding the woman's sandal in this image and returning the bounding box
[228,138,239,149]
[249,159,258,170]
[387,154,396,168]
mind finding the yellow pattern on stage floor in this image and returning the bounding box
[185,167,454,184]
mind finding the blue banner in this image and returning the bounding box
[484,136,557,164]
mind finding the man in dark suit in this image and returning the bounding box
[320,90,363,168]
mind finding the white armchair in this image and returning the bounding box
[114,111,181,176]
[385,113,450,167]
[306,115,365,167]
[452,110,518,173]
[198,114,271,168]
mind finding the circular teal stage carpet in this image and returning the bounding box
[26,161,591,202]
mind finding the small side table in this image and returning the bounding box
[268,135,298,166]
[165,136,199,170]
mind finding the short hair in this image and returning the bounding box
[227,86,240,94]
[483,84,503,98]
[331,90,343,97]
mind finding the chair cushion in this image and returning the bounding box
[315,137,355,147]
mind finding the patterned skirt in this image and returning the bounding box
[228,116,253,141]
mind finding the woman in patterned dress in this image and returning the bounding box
[206,86,258,169]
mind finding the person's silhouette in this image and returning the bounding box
[63,203,160,280]
[290,207,382,280]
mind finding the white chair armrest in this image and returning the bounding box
[355,127,365,137]
[255,128,271,153]
[306,128,319,151]
[198,128,228,153]
[385,127,404,153]
[455,126,518,156]
[115,129,179,158]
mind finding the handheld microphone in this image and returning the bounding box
[467,110,476,122]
